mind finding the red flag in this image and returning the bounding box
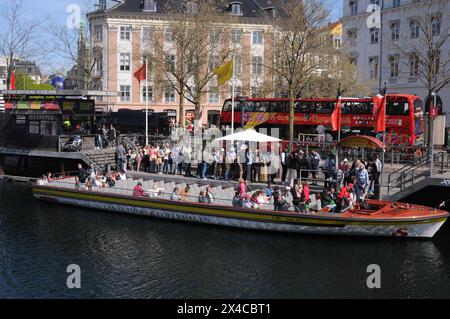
[10,70,16,90]
[331,98,342,131]
[134,64,146,82]
[373,94,386,132]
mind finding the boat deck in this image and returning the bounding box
[44,176,447,222]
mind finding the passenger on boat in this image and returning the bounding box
[148,182,165,198]
[232,191,243,207]
[133,182,148,197]
[321,188,337,210]
[291,184,305,213]
[205,186,215,204]
[265,182,274,199]
[336,183,354,213]
[198,191,208,204]
[171,187,181,201]
[273,187,290,211]
[75,163,89,189]
[179,186,190,202]
[118,170,127,181]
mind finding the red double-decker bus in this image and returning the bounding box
[219,94,424,146]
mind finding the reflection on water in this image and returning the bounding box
[0,181,449,298]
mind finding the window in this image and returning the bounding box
[208,86,219,104]
[369,57,379,79]
[94,25,102,41]
[209,29,220,44]
[27,67,33,74]
[165,54,176,73]
[143,0,156,12]
[231,29,242,44]
[142,27,152,43]
[142,85,153,102]
[120,26,132,41]
[389,55,399,78]
[370,28,379,44]
[349,1,358,16]
[230,2,242,15]
[229,85,243,97]
[347,29,357,46]
[393,0,400,8]
[387,100,410,116]
[390,21,400,41]
[96,55,103,72]
[120,85,131,102]
[164,82,175,103]
[252,31,263,45]
[334,38,341,48]
[251,56,263,76]
[410,19,420,38]
[431,14,441,36]
[165,27,174,43]
[120,53,130,71]
[409,54,419,76]
[234,55,243,76]
[208,55,219,74]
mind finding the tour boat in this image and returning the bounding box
[32,176,448,238]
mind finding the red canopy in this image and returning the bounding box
[336,135,385,149]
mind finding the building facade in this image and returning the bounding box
[342,0,450,123]
[87,0,282,125]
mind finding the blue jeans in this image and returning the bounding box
[201,162,207,179]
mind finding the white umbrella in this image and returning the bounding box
[215,129,282,142]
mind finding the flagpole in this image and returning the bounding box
[231,52,236,134]
[145,57,149,146]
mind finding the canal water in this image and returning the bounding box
[1,181,449,299]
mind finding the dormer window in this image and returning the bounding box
[229,1,243,15]
[143,0,156,12]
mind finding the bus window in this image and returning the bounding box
[316,101,334,114]
[298,101,314,113]
[222,100,241,112]
[270,101,287,112]
[254,101,266,112]
[242,101,254,112]
[413,99,423,113]
[387,101,409,115]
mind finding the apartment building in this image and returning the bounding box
[342,0,450,122]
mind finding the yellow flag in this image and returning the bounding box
[214,59,233,85]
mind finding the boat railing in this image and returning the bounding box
[42,177,283,210]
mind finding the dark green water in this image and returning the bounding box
[0,181,449,298]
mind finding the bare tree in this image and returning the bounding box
[304,42,371,98]
[154,1,235,126]
[392,0,450,145]
[268,0,331,149]
[0,0,44,89]
[48,21,103,90]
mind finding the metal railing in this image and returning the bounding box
[387,151,447,196]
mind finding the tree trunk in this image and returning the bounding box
[179,87,185,128]
[194,100,202,124]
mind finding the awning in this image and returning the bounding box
[336,135,385,149]
[215,129,282,142]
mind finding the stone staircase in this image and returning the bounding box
[83,149,116,172]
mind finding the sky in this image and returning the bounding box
[0,0,344,75]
